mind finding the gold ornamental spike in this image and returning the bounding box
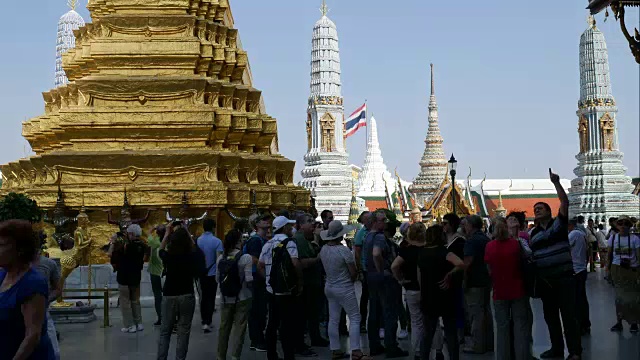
[320,0,329,16]
[68,0,78,11]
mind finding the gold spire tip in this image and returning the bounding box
[67,0,78,10]
[320,0,329,16]
[587,15,596,29]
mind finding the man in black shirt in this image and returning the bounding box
[462,215,493,354]
[111,224,149,333]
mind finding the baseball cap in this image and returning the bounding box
[272,216,296,232]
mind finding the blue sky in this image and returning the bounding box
[0,0,637,184]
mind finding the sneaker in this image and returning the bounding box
[121,326,136,333]
[378,328,385,339]
[136,324,144,332]
[539,349,564,359]
[153,319,161,327]
[385,347,409,358]
[253,344,267,352]
[296,347,318,357]
[397,329,409,340]
[631,324,639,333]
[202,324,212,333]
[610,322,623,332]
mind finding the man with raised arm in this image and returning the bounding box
[529,169,582,360]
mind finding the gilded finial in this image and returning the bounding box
[430,63,435,95]
[587,15,596,29]
[68,0,78,11]
[78,192,88,219]
[320,0,329,16]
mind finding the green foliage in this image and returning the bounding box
[0,192,43,223]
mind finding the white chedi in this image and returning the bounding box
[568,16,639,223]
[55,1,85,87]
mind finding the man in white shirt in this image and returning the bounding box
[596,224,608,267]
[586,219,599,271]
[258,216,302,360]
[569,218,590,335]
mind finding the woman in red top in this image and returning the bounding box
[484,217,534,360]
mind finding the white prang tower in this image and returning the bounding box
[55,0,85,87]
[568,16,639,223]
[357,115,393,197]
[300,1,352,222]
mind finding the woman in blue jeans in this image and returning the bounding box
[157,225,205,360]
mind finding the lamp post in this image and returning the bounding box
[448,154,458,215]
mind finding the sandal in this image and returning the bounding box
[351,350,373,360]
[332,350,349,359]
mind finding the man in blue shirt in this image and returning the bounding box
[353,211,371,333]
[197,218,223,333]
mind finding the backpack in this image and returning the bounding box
[269,239,298,295]
[218,252,244,298]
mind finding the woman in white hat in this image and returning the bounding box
[319,220,371,360]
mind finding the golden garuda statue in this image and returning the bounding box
[56,206,92,305]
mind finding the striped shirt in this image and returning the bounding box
[530,215,573,278]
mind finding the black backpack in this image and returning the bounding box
[218,252,244,298]
[269,239,297,294]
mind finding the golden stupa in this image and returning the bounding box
[1,0,309,261]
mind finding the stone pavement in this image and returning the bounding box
[57,270,639,359]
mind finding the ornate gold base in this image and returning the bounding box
[51,301,75,308]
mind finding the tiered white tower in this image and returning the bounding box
[409,64,448,205]
[55,0,85,88]
[357,116,393,197]
[568,16,639,223]
[300,2,352,222]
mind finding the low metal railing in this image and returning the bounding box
[61,286,119,328]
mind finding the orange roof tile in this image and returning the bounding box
[484,196,561,219]
[364,199,388,211]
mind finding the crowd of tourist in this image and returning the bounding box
[0,169,639,360]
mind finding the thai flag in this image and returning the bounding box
[345,103,367,138]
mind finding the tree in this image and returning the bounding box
[0,192,43,223]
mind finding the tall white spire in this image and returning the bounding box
[409,64,448,205]
[55,1,85,87]
[300,2,352,222]
[357,115,392,196]
[568,16,639,223]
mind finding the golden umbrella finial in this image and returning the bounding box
[67,0,78,10]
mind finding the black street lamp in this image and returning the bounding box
[448,154,458,215]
